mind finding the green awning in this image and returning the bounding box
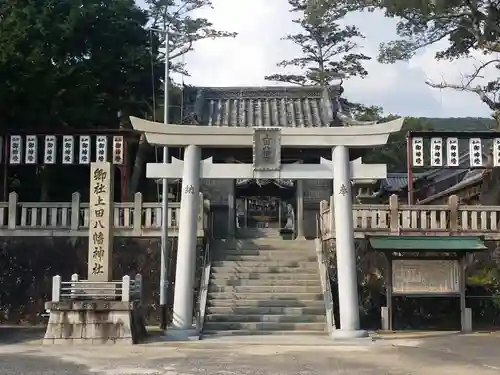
[369,236,487,252]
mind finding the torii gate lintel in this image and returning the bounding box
[146,156,387,180]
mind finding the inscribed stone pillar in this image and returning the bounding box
[88,162,114,282]
[332,146,367,339]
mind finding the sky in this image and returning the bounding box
[140,0,499,118]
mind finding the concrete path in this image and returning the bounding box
[1,328,500,374]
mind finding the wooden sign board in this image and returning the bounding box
[392,259,460,295]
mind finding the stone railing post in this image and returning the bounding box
[319,200,328,237]
[329,195,335,235]
[70,192,81,230]
[389,194,399,233]
[133,192,143,235]
[122,275,130,302]
[70,273,79,299]
[7,192,17,229]
[135,273,142,301]
[196,193,204,232]
[204,199,210,230]
[448,195,459,232]
[52,275,61,302]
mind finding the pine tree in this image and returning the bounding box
[265,0,370,86]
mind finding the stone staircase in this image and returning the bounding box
[203,235,326,336]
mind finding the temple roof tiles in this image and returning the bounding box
[181,85,352,128]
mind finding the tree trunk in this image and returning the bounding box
[127,134,150,201]
[39,166,51,201]
[479,114,500,205]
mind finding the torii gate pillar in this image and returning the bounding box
[170,145,201,336]
[332,146,367,339]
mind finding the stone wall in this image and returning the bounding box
[0,237,179,325]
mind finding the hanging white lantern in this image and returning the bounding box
[25,135,38,164]
[79,135,91,164]
[96,135,107,162]
[9,135,22,164]
[430,137,442,166]
[112,136,124,164]
[44,135,56,164]
[446,138,459,167]
[493,138,500,167]
[62,136,74,164]
[411,137,424,167]
[469,138,483,167]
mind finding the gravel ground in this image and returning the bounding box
[1,329,500,375]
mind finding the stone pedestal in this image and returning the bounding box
[43,300,147,345]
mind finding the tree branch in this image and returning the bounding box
[426,80,498,111]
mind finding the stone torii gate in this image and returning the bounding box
[130,116,405,340]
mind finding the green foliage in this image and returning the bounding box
[144,0,237,75]
[265,0,370,86]
[366,0,500,122]
[0,0,236,201]
[0,0,161,131]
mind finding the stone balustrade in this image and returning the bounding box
[0,192,210,237]
[320,194,500,240]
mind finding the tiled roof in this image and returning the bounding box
[418,170,483,204]
[380,173,429,192]
[182,85,348,128]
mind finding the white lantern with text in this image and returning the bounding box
[25,135,37,164]
[469,138,483,167]
[446,138,459,167]
[62,136,74,164]
[9,135,22,165]
[494,138,500,167]
[96,136,107,162]
[412,137,424,167]
[430,137,442,167]
[79,136,91,164]
[112,136,124,164]
[44,135,56,164]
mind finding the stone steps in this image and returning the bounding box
[203,330,326,336]
[211,266,319,274]
[206,299,324,308]
[205,314,325,323]
[208,285,322,293]
[206,306,325,315]
[236,229,282,239]
[204,238,326,336]
[211,261,318,269]
[208,292,323,301]
[213,239,314,251]
[210,272,319,281]
[212,254,317,262]
[210,278,321,286]
[203,322,325,332]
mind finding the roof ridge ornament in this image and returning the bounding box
[336,112,377,126]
